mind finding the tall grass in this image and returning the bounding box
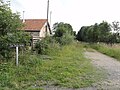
[37,43,104,88]
[89,43,120,61]
[0,43,104,89]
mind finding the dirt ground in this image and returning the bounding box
[84,50,120,89]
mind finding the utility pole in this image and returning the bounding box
[50,11,52,26]
[47,0,49,24]
[23,11,25,23]
[46,0,49,35]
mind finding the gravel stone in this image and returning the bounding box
[84,50,120,89]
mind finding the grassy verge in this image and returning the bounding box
[0,43,104,89]
[88,43,120,61]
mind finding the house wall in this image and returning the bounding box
[39,22,50,37]
[26,31,40,37]
[24,22,51,47]
[31,32,39,37]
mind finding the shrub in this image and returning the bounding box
[35,36,60,55]
[35,39,48,54]
[55,33,74,45]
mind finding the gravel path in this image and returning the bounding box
[84,50,120,89]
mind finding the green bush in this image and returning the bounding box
[35,39,48,54]
[35,34,75,55]
[35,36,60,55]
[0,63,13,88]
[0,0,31,61]
[55,33,74,45]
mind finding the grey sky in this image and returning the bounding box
[11,0,120,31]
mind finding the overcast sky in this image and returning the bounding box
[10,0,120,32]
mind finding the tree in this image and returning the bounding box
[98,21,111,42]
[53,22,74,37]
[76,21,111,43]
[111,21,120,32]
[76,26,86,41]
[53,22,74,45]
[76,26,94,42]
[0,0,30,60]
[110,21,120,44]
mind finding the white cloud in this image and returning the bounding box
[11,0,120,32]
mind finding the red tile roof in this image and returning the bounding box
[22,19,47,31]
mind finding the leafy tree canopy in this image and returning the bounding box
[52,22,74,45]
[76,21,112,43]
[0,0,30,60]
[53,22,74,37]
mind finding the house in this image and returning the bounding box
[22,19,52,46]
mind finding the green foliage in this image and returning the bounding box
[76,21,120,45]
[53,22,75,45]
[0,63,11,87]
[0,0,23,36]
[0,0,31,60]
[62,34,74,45]
[35,22,75,55]
[76,21,112,43]
[35,43,104,88]
[35,36,60,55]
[0,43,105,89]
[35,39,49,54]
[0,51,43,89]
[54,34,74,46]
[0,31,30,60]
[53,22,74,37]
[89,43,120,61]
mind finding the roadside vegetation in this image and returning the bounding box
[0,0,30,61]
[76,20,120,61]
[0,42,105,90]
[0,10,104,89]
[76,21,120,45]
[87,43,120,61]
[0,0,112,89]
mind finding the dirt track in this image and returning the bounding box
[84,50,120,89]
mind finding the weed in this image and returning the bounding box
[0,43,104,89]
[89,43,120,61]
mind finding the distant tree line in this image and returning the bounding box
[76,21,120,44]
